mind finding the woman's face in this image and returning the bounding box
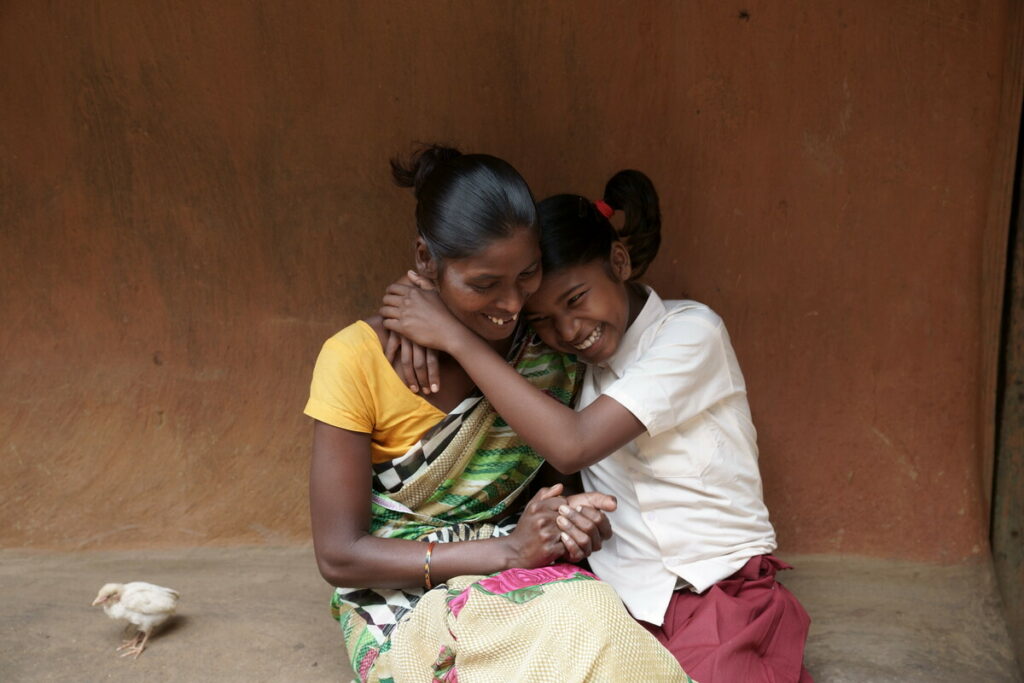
[428,226,542,342]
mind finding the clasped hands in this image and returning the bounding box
[512,484,617,566]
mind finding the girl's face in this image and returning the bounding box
[424,226,542,343]
[524,243,632,365]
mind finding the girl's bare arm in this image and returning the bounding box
[381,285,645,474]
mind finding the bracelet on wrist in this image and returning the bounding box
[423,541,437,590]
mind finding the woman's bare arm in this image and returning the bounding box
[309,421,612,588]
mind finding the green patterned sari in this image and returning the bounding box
[331,331,689,682]
[333,331,578,680]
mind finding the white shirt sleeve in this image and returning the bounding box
[602,311,737,437]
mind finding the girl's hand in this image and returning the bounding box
[380,273,465,353]
[556,492,617,562]
[505,484,571,568]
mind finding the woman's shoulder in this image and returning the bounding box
[322,318,388,353]
[313,319,392,379]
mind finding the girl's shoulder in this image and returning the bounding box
[622,295,734,367]
[639,289,725,341]
[660,299,724,328]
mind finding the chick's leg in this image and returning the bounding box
[117,631,142,652]
[119,629,151,659]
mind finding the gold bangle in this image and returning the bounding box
[424,541,437,590]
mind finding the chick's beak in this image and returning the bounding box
[92,595,106,606]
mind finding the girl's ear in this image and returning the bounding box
[414,238,440,282]
[609,241,632,282]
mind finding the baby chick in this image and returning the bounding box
[92,582,180,658]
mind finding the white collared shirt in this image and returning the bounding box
[580,288,776,625]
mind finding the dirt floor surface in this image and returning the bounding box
[0,546,351,682]
[0,547,1020,682]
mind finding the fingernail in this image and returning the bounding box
[409,385,418,392]
[431,384,439,393]
[574,505,583,512]
[557,516,568,527]
[560,532,570,542]
[558,505,572,516]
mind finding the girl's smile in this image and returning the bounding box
[573,322,603,351]
[525,259,635,365]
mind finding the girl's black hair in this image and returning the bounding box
[536,170,662,280]
[391,144,537,263]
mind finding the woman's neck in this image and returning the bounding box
[484,329,516,358]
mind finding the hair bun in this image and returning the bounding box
[391,144,463,198]
[389,144,537,264]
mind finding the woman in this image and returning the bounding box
[305,146,688,682]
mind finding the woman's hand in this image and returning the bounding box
[384,330,440,395]
[381,271,466,354]
[505,485,618,567]
[380,273,442,394]
[505,484,572,568]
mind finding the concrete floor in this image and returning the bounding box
[782,555,1021,682]
[0,547,1019,682]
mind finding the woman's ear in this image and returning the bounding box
[414,238,440,282]
[609,241,632,282]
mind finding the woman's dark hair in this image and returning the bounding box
[391,144,537,263]
[536,170,661,280]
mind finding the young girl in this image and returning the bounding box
[307,148,688,682]
[383,169,813,682]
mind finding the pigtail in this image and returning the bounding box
[390,144,463,199]
[603,170,661,280]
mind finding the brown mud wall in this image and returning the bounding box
[1,1,1020,562]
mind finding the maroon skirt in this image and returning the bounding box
[639,555,813,683]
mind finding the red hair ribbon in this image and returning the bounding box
[594,200,614,219]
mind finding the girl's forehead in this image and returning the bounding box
[529,262,605,309]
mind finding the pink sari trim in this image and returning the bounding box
[447,564,597,617]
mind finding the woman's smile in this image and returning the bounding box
[429,226,542,344]
[485,312,519,327]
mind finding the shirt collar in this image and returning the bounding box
[602,285,666,377]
